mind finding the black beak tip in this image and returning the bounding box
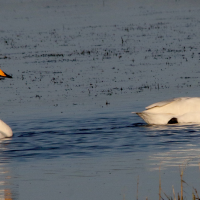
[5,73,12,78]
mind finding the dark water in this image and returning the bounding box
[2,112,200,164]
[1,111,200,200]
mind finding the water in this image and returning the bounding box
[5,113,200,162]
[3,109,200,160]
[1,0,200,199]
[1,109,200,199]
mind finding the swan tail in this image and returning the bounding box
[134,112,175,125]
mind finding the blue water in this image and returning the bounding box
[0,111,199,200]
[1,0,200,199]
[2,111,200,163]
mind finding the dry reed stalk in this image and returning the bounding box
[172,186,177,200]
[192,192,195,200]
[137,175,139,200]
[180,169,183,200]
[159,166,161,200]
[199,162,200,171]
[161,189,170,200]
[193,188,199,199]
[179,163,187,200]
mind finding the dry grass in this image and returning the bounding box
[136,163,200,200]
[160,164,199,200]
[137,175,139,200]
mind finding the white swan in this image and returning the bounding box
[0,69,13,138]
[133,97,200,125]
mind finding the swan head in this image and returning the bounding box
[0,69,12,79]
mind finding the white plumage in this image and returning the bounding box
[133,97,200,125]
[0,119,13,139]
[0,69,13,138]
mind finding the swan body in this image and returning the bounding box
[133,97,200,125]
[0,120,13,138]
[0,69,13,138]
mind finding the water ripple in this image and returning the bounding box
[1,115,200,162]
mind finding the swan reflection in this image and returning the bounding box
[0,189,12,200]
[0,166,13,200]
[0,140,13,200]
[147,123,200,170]
[146,123,200,131]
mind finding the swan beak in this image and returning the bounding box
[0,69,12,78]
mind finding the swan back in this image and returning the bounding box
[133,97,200,125]
[145,97,200,115]
[0,120,13,138]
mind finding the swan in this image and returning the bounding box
[0,69,13,138]
[133,97,200,125]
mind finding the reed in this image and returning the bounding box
[159,166,161,200]
[161,165,199,200]
[180,166,184,200]
[136,164,200,200]
[137,175,139,200]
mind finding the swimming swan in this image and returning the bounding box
[133,97,200,125]
[0,69,12,138]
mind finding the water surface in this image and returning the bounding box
[1,0,200,199]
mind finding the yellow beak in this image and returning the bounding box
[0,69,12,78]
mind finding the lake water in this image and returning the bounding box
[2,107,200,200]
[1,0,200,199]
